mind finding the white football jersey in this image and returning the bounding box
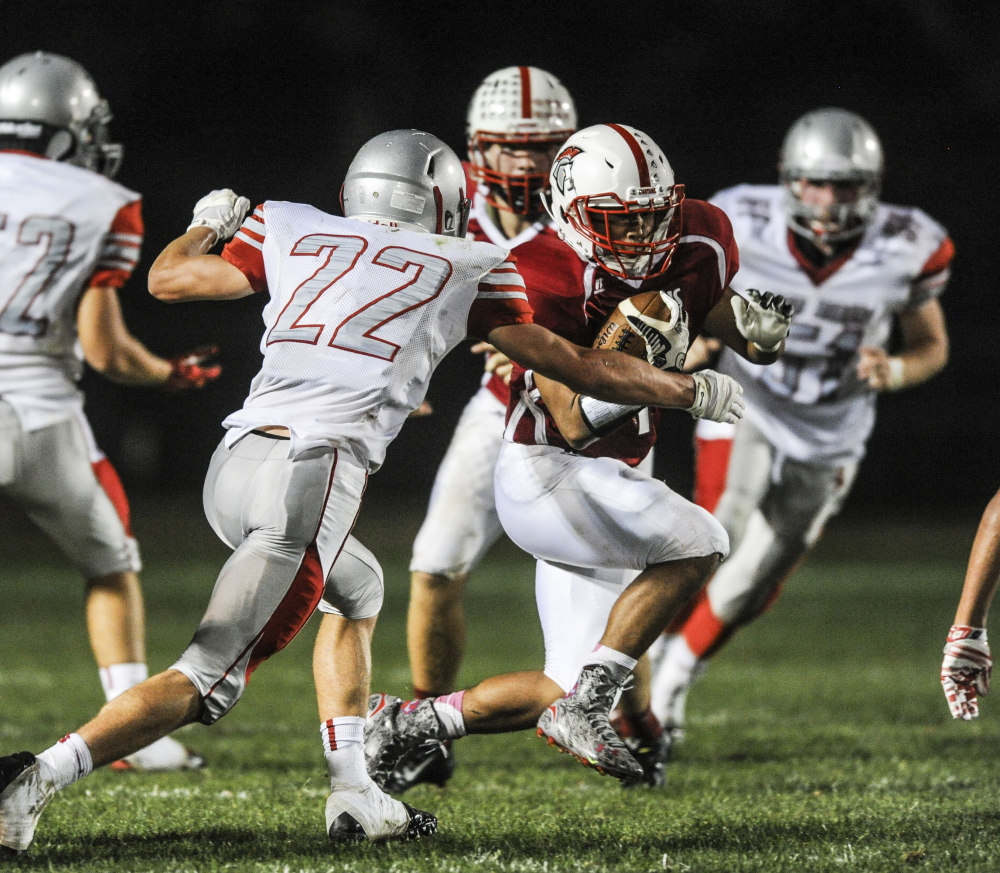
[712,184,952,464]
[0,152,142,429]
[220,201,532,470]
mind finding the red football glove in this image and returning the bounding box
[941,625,991,720]
[165,346,222,391]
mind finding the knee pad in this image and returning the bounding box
[318,536,384,619]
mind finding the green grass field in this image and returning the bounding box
[3,494,1000,872]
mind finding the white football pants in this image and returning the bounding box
[174,432,376,723]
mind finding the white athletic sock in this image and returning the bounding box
[431,691,467,739]
[589,644,638,674]
[99,662,148,702]
[322,718,367,787]
[36,733,93,791]
[650,635,701,727]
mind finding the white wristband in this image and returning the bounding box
[886,356,905,391]
[578,396,642,437]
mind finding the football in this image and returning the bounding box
[592,288,688,371]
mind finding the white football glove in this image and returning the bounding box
[941,625,991,720]
[686,370,745,424]
[187,189,250,242]
[731,288,794,352]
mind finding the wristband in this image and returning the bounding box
[578,396,642,438]
[886,357,905,391]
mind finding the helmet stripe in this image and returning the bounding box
[606,123,650,188]
[518,66,532,119]
[432,186,443,234]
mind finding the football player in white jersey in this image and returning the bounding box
[649,108,952,744]
[0,52,218,774]
[402,66,576,789]
[0,129,742,851]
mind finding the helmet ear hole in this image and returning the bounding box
[45,129,74,161]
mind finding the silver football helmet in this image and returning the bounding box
[779,108,883,244]
[545,123,684,280]
[0,51,122,177]
[342,130,470,237]
[466,66,576,214]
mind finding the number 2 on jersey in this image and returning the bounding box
[0,214,74,337]
[266,233,453,361]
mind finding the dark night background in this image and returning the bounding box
[5,1,997,516]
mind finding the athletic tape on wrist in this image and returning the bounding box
[887,357,905,391]
[578,396,642,438]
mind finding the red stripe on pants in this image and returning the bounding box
[91,457,133,536]
[244,540,327,683]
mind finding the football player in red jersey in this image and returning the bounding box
[0,53,216,774]
[399,67,576,789]
[364,123,792,788]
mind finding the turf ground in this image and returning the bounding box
[2,493,1000,872]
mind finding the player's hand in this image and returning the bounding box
[165,345,222,391]
[686,370,745,424]
[187,189,250,243]
[941,625,991,720]
[471,341,513,385]
[409,400,433,417]
[731,289,793,352]
[857,346,904,392]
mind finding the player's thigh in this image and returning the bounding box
[410,388,506,576]
[3,407,136,577]
[536,559,635,692]
[495,443,727,572]
[714,417,776,545]
[764,458,859,545]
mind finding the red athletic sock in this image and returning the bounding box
[693,436,733,514]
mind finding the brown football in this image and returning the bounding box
[592,289,673,359]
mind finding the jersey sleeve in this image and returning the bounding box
[221,203,268,293]
[466,255,534,339]
[909,234,954,308]
[88,199,143,289]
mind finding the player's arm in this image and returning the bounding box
[532,372,599,449]
[77,286,222,390]
[857,298,949,391]
[702,287,792,365]
[77,285,171,385]
[148,227,253,302]
[487,322,743,425]
[941,485,1000,720]
[148,190,255,303]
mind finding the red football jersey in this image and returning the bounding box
[463,163,569,406]
[506,199,739,465]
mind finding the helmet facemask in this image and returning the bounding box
[66,100,123,178]
[782,173,879,245]
[561,186,684,280]
[469,133,564,215]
